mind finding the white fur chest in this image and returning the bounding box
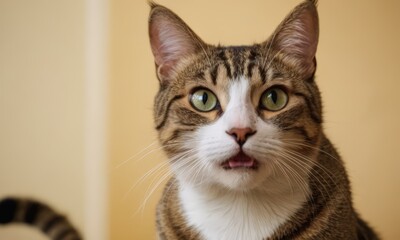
[179,182,309,240]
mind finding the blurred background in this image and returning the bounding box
[0,0,399,239]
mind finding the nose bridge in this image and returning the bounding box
[224,78,256,130]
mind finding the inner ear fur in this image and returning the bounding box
[149,3,208,83]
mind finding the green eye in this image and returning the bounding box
[190,89,218,112]
[260,87,288,111]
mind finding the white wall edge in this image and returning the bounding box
[84,0,109,239]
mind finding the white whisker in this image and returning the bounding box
[115,140,159,168]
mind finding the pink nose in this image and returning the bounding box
[226,127,256,146]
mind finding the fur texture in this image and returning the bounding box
[149,1,379,239]
[0,197,81,240]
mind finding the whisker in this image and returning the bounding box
[256,138,342,190]
[137,149,201,213]
[117,137,210,169]
[272,159,295,195]
[136,167,172,216]
[253,139,344,215]
[276,138,340,162]
[123,160,170,200]
[115,140,159,168]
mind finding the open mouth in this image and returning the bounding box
[221,151,258,170]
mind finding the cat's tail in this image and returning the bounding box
[0,197,82,240]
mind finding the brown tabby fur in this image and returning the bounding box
[0,197,81,240]
[149,1,379,239]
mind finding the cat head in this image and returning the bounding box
[149,0,322,191]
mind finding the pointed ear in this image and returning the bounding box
[149,3,207,83]
[265,0,319,78]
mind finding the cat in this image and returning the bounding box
[0,197,81,240]
[148,1,379,239]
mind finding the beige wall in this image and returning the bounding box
[109,0,400,239]
[0,0,85,238]
[319,1,400,239]
[0,1,109,239]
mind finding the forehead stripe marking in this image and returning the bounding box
[210,64,219,85]
[258,65,267,84]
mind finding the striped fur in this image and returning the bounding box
[0,197,81,240]
[149,1,379,240]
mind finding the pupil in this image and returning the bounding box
[202,92,208,105]
[270,90,278,103]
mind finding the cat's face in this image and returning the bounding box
[149,1,322,191]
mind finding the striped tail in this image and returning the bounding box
[0,197,82,240]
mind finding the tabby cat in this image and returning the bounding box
[0,197,81,240]
[149,1,379,239]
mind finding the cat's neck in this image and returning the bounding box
[178,176,310,240]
